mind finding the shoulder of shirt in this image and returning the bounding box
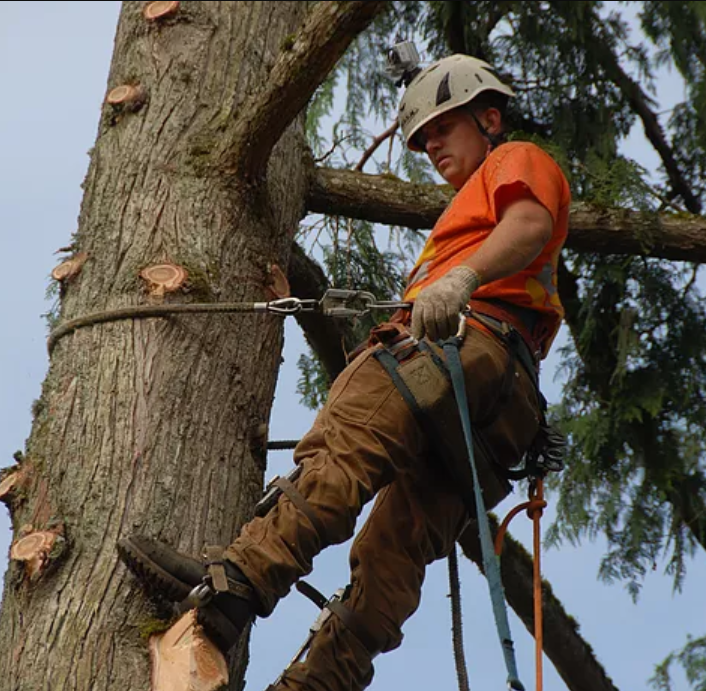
[486,140,555,165]
[484,140,569,184]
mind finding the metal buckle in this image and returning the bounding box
[186,581,216,608]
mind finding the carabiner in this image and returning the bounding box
[455,308,471,340]
[319,289,377,318]
[254,297,318,316]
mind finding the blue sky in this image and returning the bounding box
[1,3,704,690]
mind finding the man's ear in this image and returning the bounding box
[483,107,503,135]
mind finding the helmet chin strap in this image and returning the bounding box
[469,110,502,150]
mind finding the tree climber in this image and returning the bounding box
[117,52,571,691]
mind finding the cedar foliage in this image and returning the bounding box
[297,2,706,686]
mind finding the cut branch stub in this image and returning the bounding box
[143,1,180,21]
[10,531,61,581]
[149,610,228,691]
[51,252,88,283]
[107,84,147,110]
[0,472,22,504]
[140,263,188,298]
[266,263,290,299]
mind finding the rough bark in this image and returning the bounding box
[287,245,622,691]
[0,3,380,690]
[224,1,387,180]
[307,166,706,263]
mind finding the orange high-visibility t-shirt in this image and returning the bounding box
[403,141,571,359]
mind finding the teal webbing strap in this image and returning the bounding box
[441,335,525,691]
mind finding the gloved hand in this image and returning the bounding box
[410,266,481,341]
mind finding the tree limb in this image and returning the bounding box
[587,8,702,214]
[308,166,451,229]
[307,166,706,263]
[228,1,388,179]
[286,243,621,691]
[287,241,358,381]
[355,120,399,172]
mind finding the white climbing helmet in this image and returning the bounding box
[398,54,515,151]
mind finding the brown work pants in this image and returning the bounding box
[224,324,541,691]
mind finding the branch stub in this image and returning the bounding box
[140,263,189,298]
[10,531,59,580]
[51,252,88,283]
[266,263,290,299]
[107,84,146,109]
[143,1,180,21]
[0,472,21,504]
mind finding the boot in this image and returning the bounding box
[117,534,257,655]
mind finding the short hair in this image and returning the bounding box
[466,90,510,119]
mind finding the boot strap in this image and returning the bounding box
[202,545,255,601]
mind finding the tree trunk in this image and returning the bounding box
[0,3,312,689]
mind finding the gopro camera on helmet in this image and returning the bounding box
[385,40,422,87]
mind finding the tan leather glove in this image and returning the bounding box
[410,266,481,341]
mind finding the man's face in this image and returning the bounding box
[417,108,491,190]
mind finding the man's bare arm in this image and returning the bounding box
[463,197,553,285]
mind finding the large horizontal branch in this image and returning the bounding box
[287,242,619,691]
[307,166,706,263]
[228,1,387,179]
[308,166,451,229]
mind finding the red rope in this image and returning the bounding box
[495,479,547,691]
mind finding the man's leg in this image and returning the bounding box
[271,457,472,691]
[265,327,541,691]
[118,323,540,659]
[223,343,428,616]
[119,343,429,650]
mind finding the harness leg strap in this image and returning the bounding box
[325,598,381,659]
[273,476,327,544]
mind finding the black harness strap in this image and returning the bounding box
[274,476,327,544]
[326,598,381,658]
[373,348,424,417]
